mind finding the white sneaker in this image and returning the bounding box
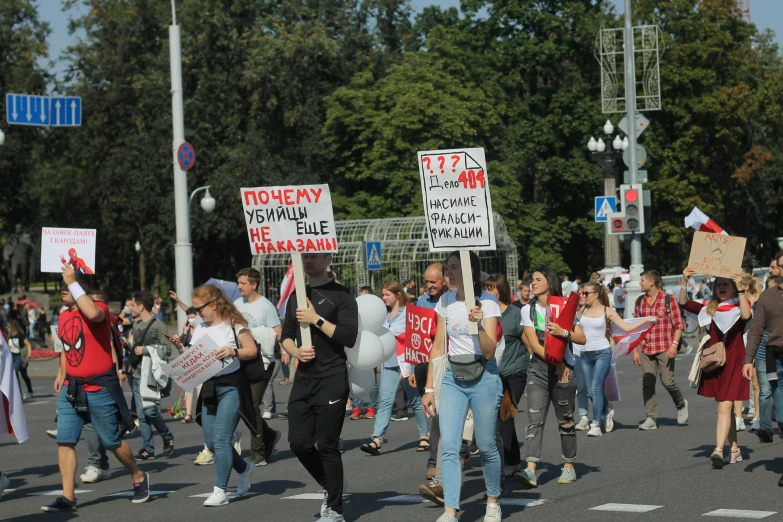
[203,486,229,507]
[484,501,502,522]
[603,409,615,433]
[317,508,345,521]
[194,450,215,465]
[587,425,602,437]
[575,416,590,431]
[321,478,348,516]
[677,399,689,425]
[261,411,272,420]
[233,431,242,456]
[736,417,746,432]
[0,472,10,498]
[236,461,255,496]
[80,466,110,483]
[46,429,58,440]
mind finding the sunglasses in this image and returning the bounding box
[579,291,597,297]
[193,301,215,314]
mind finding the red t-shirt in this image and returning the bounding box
[60,301,113,392]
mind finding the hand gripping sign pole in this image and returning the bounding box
[417,148,496,336]
[241,184,338,349]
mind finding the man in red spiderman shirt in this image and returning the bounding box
[41,264,149,513]
[59,248,94,275]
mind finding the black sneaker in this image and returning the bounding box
[135,448,156,461]
[41,495,77,512]
[263,430,282,462]
[162,436,175,457]
[132,472,150,503]
[391,413,409,422]
[758,428,774,443]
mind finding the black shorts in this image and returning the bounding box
[289,372,349,407]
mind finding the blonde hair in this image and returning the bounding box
[192,284,247,327]
[706,277,738,316]
[382,281,408,306]
[741,275,761,302]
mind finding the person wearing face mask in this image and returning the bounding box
[680,268,752,468]
[514,267,586,488]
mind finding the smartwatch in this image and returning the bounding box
[316,317,325,328]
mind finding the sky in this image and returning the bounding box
[37,0,783,89]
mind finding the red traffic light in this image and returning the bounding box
[625,189,639,203]
[611,218,625,231]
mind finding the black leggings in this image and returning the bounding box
[12,355,33,393]
[498,372,527,466]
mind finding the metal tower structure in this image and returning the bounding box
[737,0,751,22]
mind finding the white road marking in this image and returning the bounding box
[109,490,174,497]
[591,503,662,513]
[379,495,428,503]
[23,400,51,406]
[27,489,93,496]
[499,498,547,507]
[189,492,260,499]
[703,509,777,519]
[281,493,351,500]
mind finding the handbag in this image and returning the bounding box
[231,327,268,384]
[699,327,727,373]
[448,354,487,383]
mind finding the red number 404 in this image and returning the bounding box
[457,170,485,189]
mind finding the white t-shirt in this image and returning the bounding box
[435,290,501,357]
[233,295,280,329]
[613,287,625,309]
[519,301,575,365]
[188,321,244,377]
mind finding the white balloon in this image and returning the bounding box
[346,330,385,370]
[348,367,375,399]
[356,294,387,332]
[376,327,397,361]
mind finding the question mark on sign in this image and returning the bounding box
[438,156,445,173]
[451,155,460,172]
[423,157,432,173]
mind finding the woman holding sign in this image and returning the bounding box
[515,267,586,488]
[360,282,429,456]
[186,285,260,506]
[679,268,752,468]
[421,251,503,522]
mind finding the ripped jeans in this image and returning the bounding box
[525,355,577,463]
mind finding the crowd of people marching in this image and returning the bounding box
[1,249,783,522]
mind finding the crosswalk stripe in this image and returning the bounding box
[189,492,260,499]
[591,503,662,513]
[281,493,350,500]
[379,495,427,503]
[23,400,51,406]
[703,509,777,519]
[26,489,93,496]
[109,490,174,497]
[499,498,547,507]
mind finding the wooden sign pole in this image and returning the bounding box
[460,249,479,335]
[290,253,312,348]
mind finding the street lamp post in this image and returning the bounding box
[0,128,5,146]
[188,186,216,241]
[135,240,145,291]
[588,120,626,272]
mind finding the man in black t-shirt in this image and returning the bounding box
[281,253,358,522]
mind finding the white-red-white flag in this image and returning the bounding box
[604,318,656,402]
[0,331,28,443]
[277,263,295,316]
[684,207,728,235]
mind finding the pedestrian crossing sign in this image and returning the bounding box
[595,196,617,223]
[365,241,382,270]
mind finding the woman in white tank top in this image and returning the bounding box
[576,282,656,437]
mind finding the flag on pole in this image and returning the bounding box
[684,207,728,235]
[604,317,656,402]
[277,263,295,316]
[0,330,28,443]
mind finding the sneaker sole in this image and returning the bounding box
[639,424,657,430]
[558,477,576,484]
[513,474,537,488]
[132,473,151,504]
[204,500,229,507]
[417,485,444,506]
[195,461,215,465]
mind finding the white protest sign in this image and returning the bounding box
[240,184,338,255]
[418,148,496,252]
[165,333,237,392]
[40,228,97,274]
[51,326,63,353]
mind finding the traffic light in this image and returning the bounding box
[607,184,645,235]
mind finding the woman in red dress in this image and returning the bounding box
[679,268,752,469]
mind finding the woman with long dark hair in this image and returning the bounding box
[680,268,751,468]
[6,319,34,399]
[421,251,503,522]
[515,267,586,488]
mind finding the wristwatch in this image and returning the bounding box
[233,348,239,357]
[315,317,325,328]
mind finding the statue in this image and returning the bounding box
[3,224,35,293]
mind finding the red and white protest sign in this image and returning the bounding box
[405,305,438,365]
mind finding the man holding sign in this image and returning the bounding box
[281,253,358,522]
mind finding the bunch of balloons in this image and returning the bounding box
[347,294,397,399]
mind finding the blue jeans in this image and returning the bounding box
[755,358,783,433]
[372,366,428,439]
[575,355,589,417]
[354,369,379,410]
[202,384,248,490]
[440,360,502,510]
[578,349,613,424]
[132,377,172,453]
[56,387,124,449]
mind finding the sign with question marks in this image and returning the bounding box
[687,231,747,278]
[417,148,496,252]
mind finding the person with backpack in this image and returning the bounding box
[632,270,689,430]
[514,267,585,489]
[129,291,174,460]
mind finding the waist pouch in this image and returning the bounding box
[448,354,488,383]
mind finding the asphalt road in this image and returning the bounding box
[2,353,783,521]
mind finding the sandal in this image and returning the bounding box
[360,438,382,456]
[417,437,430,452]
[710,448,724,469]
[181,414,193,424]
[728,447,743,464]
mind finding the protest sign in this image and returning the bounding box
[40,228,96,274]
[405,304,438,365]
[240,184,338,256]
[50,326,63,353]
[417,148,496,252]
[165,334,236,392]
[687,231,747,278]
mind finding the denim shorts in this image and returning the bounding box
[56,387,124,449]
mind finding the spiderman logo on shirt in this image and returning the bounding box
[60,315,86,367]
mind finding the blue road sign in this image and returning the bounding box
[366,241,382,271]
[595,196,617,223]
[6,94,51,126]
[50,96,82,127]
[178,142,196,170]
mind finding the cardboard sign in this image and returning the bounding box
[240,184,338,255]
[687,231,747,278]
[51,326,63,353]
[165,334,237,392]
[405,304,438,365]
[418,148,496,252]
[40,228,96,274]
